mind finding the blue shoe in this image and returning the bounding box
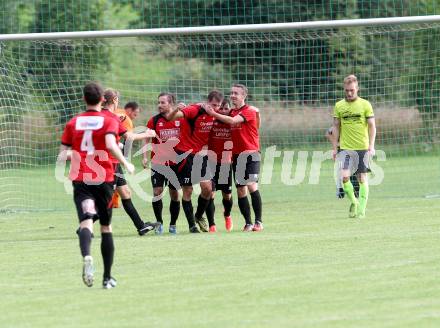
[169,225,177,234]
[155,223,164,235]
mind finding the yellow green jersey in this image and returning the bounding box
[333,97,374,150]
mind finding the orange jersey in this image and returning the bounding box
[115,108,134,132]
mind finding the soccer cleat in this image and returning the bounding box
[209,225,217,233]
[242,224,254,232]
[155,223,164,235]
[82,255,94,287]
[138,221,161,236]
[349,201,359,218]
[169,225,177,235]
[224,216,233,232]
[195,216,209,232]
[103,277,117,289]
[252,221,264,232]
[189,226,200,233]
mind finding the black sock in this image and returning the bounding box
[152,199,163,223]
[79,228,92,257]
[182,200,195,228]
[122,198,144,230]
[195,195,210,219]
[169,200,180,226]
[205,199,215,227]
[250,190,262,223]
[238,196,252,225]
[222,197,233,217]
[101,232,114,279]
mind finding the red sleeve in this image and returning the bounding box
[106,118,119,136]
[182,104,200,120]
[61,120,73,146]
[239,107,256,123]
[118,120,127,136]
[146,117,154,130]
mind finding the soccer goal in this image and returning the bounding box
[0,16,439,212]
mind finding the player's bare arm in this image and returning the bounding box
[105,134,135,174]
[332,118,340,160]
[142,137,152,169]
[367,117,376,156]
[124,128,156,142]
[248,105,261,129]
[164,104,185,121]
[204,104,244,125]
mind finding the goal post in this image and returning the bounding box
[1,16,440,212]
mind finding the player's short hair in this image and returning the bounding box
[344,75,358,85]
[232,83,248,95]
[124,101,140,111]
[158,92,176,105]
[83,82,104,105]
[207,90,224,102]
[103,88,120,107]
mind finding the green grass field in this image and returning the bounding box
[1,155,440,327]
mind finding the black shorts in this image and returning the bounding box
[176,152,214,186]
[72,181,114,226]
[232,152,261,187]
[114,163,127,187]
[151,163,180,190]
[338,149,371,174]
[212,162,233,194]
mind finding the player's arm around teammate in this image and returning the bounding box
[204,84,263,232]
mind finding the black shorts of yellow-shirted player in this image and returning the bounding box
[325,126,360,199]
[332,75,376,219]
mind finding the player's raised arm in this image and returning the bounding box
[164,102,185,121]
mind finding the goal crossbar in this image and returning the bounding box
[1,15,440,41]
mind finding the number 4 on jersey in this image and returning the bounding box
[80,130,95,154]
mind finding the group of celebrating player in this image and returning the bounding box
[59,82,263,288]
[59,74,375,289]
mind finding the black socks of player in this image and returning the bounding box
[195,195,210,219]
[79,228,92,257]
[238,196,252,225]
[122,198,144,230]
[169,200,180,226]
[152,199,163,223]
[182,200,196,228]
[250,190,262,223]
[222,197,233,217]
[101,232,114,279]
[205,199,215,227]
